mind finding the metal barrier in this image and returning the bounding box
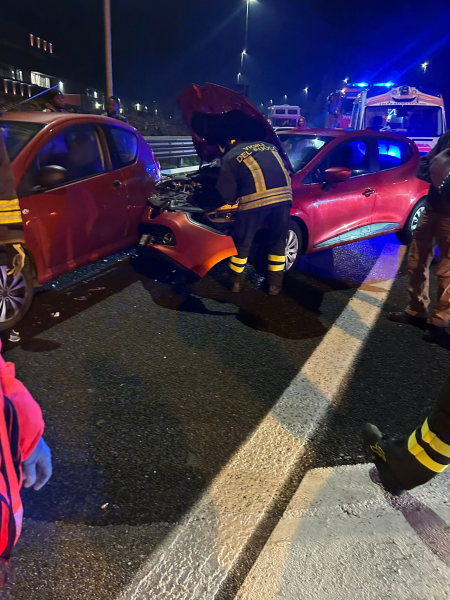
[143,136,200,175]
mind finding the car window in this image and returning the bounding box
[312,139,372,183]
[18,124,106,196]
[377,139,412,170]
[278,133,333,173]
[1,122,43,161]
[108,127,138,168]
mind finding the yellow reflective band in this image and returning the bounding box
[229,262,245,273]
[240,186,292,205]
[0,198,20,211]
[271,150,290,185]
[230,256,248,265]
[268,263,285,271]
[268,254,285,263]
[0,212,23,224]
[408,431,449,473]
[243,156,265,193]
[421,419,450,458]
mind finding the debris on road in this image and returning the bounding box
[51,312,60,318]
[74,296,88,301]
[8,330,20,343]
[88,287,106,292]
[101,503,109,510]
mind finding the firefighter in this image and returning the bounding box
[216,139,292,295]
[0,135,26,278]
[363,371,450,495]
[389,133,450,343]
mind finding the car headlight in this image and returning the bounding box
[205,205,238,224]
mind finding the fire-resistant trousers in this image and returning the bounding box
[228,202,291,286]
[407,208,450,327]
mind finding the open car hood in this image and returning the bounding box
[177,83,292,170]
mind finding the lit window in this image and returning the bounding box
[16,70,23,82]
[94,91,98,99]
[59,81,64,92]
[37,37,41,48]
[95,102,101,109]
[31,72,50,88]
[43,40,48,51]
[49,43,53,54]
[119,107,124,113]
[11,70,15,80]
[136,103,140,110]
[30,34,34,46]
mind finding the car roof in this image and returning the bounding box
[0,111,135,130]
[277,127,414,143]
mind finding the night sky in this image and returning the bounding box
[3,0,450,115]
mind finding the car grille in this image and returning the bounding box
[139,224,176,246]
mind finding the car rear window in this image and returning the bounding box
[377,139,412,170]
[1,121,43,160]
[109,127,138,168]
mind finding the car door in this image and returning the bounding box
[17,122,129,273]
[102,124,158,240]
[307,137,379,249]
[371,137,420,234]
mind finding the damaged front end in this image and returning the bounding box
[138,165,237,278]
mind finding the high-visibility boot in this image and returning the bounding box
[228,256,248,292]
[267,253,285,293]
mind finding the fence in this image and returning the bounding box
[144,136,200,175]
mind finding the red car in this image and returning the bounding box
[1,112,160,329]
[139,83,429,279]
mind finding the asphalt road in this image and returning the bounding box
[1,234,447,599]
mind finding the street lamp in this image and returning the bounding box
[343,78,349,83]
[241,49,246,72]
[284,94,288,102]
[237,72,242,83]
[304,87,308,93]
[241,0,256,79]
[421,62,429,73]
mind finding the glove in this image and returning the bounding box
[22,437,52,491]
[430,148,450,190]
[6,244,25,278]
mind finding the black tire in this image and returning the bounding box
[0,263,34,332]
[396,198,427,245]
[285,219,302,273]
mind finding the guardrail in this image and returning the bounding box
[144,136,200,175]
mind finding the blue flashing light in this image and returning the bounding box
[346,82,369,88]
[373,82,395,87]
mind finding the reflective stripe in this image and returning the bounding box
[0,212,23,224]
[268,263,285,272]
[230,256,248,265]
[271,150,290,185]
[240,186,292,206]
[229,262,245,273]
[0,198,20,211]
[408,430,449,473]
[421,419,450,458]
[243,156,265,193]
[268,254,285,263]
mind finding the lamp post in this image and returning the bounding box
[104,0,113,98]
[421,62,429,73]
[241,0,255,79]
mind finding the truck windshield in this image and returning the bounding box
[364,106,443,137]
[278,134,334,172]
[1,122,44,161]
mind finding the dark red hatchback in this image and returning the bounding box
[1,112,160,329]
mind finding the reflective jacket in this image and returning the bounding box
[0,137,24,245]
[216,141,292,211]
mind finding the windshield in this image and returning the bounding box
[364,106,443,137]
[1,121,44,161]
[278,134,334,172]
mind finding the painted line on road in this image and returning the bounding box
[120,243,406,600]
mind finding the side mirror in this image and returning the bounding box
[37,165,68,189]
[324,167,352,183]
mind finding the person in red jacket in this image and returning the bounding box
[0,341,51,579]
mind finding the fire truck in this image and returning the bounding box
[327,83,446,154]
[268,104,301,130]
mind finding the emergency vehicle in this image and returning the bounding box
[327,83,446,154]
[268,104,301,130]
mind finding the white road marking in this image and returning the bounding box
[120,244,405,600]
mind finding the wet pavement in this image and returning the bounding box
[0,234,446,599]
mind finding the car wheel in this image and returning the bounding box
[396,198,427,245]
[285,220,302,272]
[0,263,34,331]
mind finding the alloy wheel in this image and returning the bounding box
[285,229,299,271]
[0,267,27,324]
[411,206,425,232]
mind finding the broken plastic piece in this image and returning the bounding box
[101,503,109,510]
[51,312,60,318]
[88,287,106,291]
[8,330,20,343]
